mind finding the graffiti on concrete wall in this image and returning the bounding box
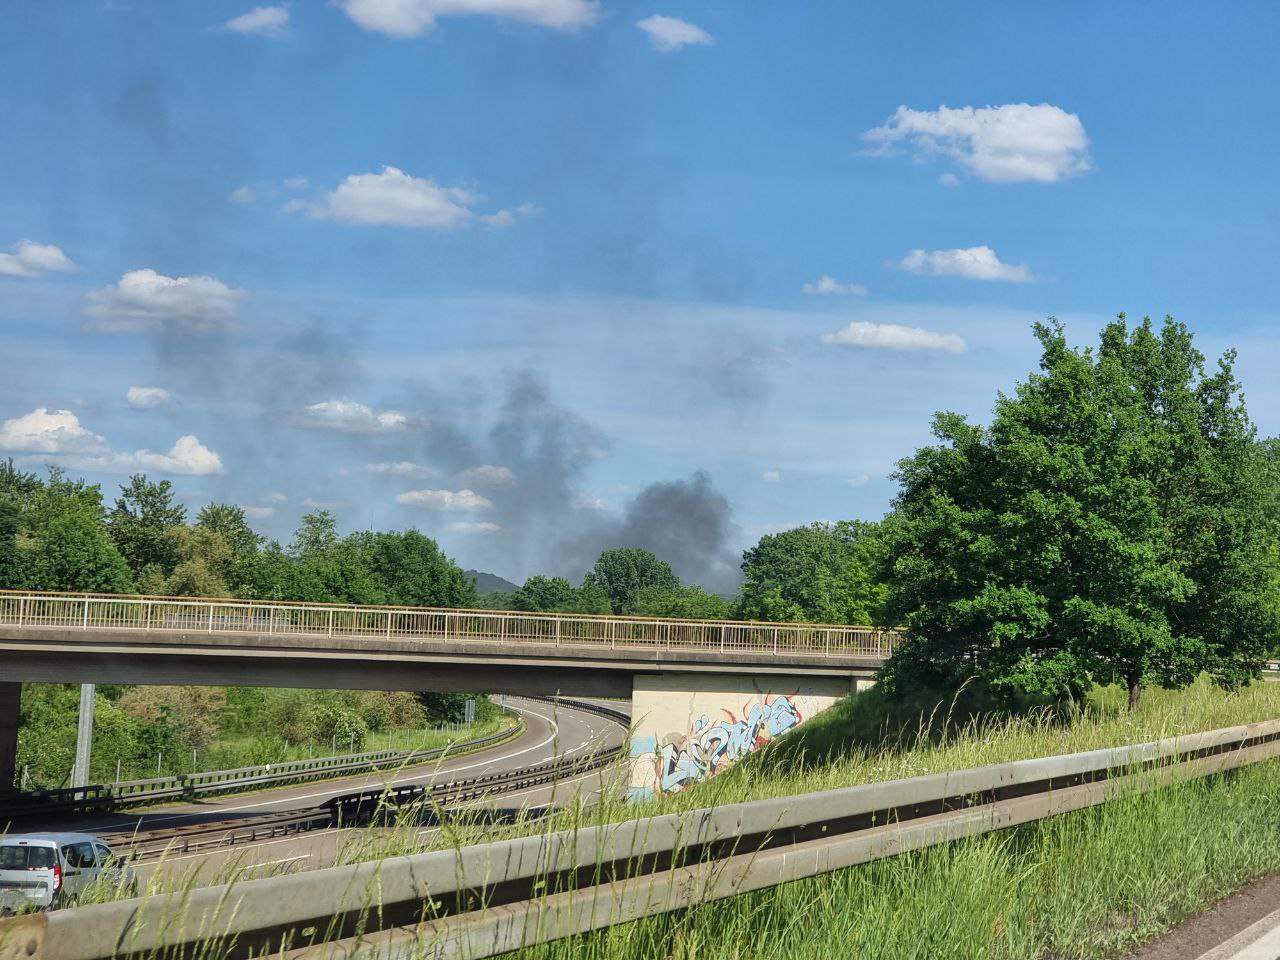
[629,692,812,799]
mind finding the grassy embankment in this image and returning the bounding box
[363,678,1280,960]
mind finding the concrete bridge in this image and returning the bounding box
[0,591,901,800]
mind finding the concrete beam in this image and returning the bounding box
[0,625,882,698]
[0,681,19,794]
[0,650,634,699]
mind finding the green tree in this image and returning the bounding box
[631,584,731,619]
[513,575,578,612]
[30,511,134,593]
[289,510,339,558]
[143,527,234,597]
[881,317,1280,710]
[358,530,478,607]
[25,466,104,532]
[583,547,681,614]
[737,521,886,624]
[108,474,187,582]
[0,497,22,589]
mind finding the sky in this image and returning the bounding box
[2,2,1279,591]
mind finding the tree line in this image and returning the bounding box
[3,315,1279,715]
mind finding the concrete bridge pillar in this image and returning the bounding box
[0,682,20,794]
[626,672,869,801]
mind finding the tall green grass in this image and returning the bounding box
[502,755,1280,960]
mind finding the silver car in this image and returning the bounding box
[0,833,137,914]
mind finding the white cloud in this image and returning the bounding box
[863,103,1091,184]
[268,491,288,503]
[847,473,871,487]
[396,488,494,511]
[446,520,501,534]
[298,166,484,229]
[480,203,540,229]
[636,15,712,52]
[762,470,781,482]
[126,386,171,410]
[242,505,276,520]
[0,408,107,455]
[456,464,517,488]
[95,436,224,475]
[223,5,291,39]
[0,407,221,474]
[84,269,248,333]
[283,176,309,189]
[803,274,867,296]
[896,246,1033,282]
[229,186,255,204]
[367,460,437,479]
[338,0,598,37]
[820,321,967,354]
[294,399,417,433]
[938,172,960,187]
[0,240,77,278]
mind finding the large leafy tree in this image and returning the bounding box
[0,497,22,589]
[512,575,611,614]
[358,530,478,608]
[583,547,681,614]
[881,317,1279,709]
[31,511,134,594]
[737,520,886,624]
[108,474,187,582]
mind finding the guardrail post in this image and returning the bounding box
[825,630,830,657]
[208,604,214,633]
[327,609,333,638]
[82,598,89,629]
[556,618,561,648]
[269,607,276,635]
[386,611,393,639]
[773,627,779,655]
[17,595,25,627]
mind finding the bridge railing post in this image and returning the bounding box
[82,598,89,630]
[17,595,24,627]
[385,611,393,639]
[327,609,334,638]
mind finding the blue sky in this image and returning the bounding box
[2,1,1278,589]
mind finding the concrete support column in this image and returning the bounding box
[0,682,20,794]
[626,672,852,801]
[71,683,95,789]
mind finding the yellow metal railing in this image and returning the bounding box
[0,590,903,659]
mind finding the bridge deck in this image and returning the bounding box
[0,591,902,660]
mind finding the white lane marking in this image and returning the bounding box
[1197,906,1280,960]
[92,700,566,830]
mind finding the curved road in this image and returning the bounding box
[46,697,629,887]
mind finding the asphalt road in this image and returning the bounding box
[49,697,628,887]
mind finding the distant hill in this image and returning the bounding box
[465,569,520,595]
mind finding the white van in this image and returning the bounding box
[0,833,136,914]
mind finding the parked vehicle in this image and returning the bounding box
[0,833,136,914]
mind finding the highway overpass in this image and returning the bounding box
[0,591,901,800]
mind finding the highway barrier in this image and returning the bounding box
[8,715,1280,959]
[0,711,526,821]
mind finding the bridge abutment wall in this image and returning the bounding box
[0,682,19,794]
[626,671,875,800]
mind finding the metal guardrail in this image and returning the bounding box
[0,590,903,659]
[105,740,625,864]
[1,714,526,821]
[10,716,1280,960]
